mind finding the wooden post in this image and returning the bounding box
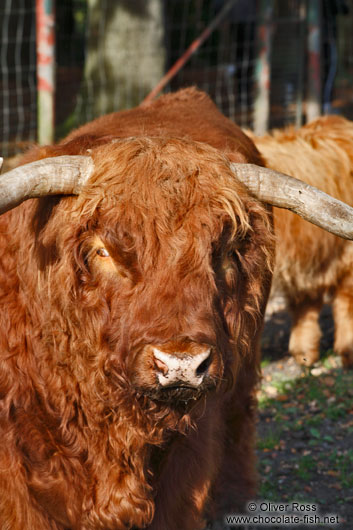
[36,0,55,144]
[295,0,307,127]
[306,0,321,121]
[253,0,274,135]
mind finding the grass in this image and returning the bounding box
[257,431,281,451]
[256,352,353,524]
[294,454,316,480]
[329,450,353,488]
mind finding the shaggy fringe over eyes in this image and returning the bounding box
[78,137,274,363]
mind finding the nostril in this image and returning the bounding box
[153,356,169,376]
[196,353,212,376]
[152,346,212,387]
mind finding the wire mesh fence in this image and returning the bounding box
[1,0,353,157]
[0,0,36,157]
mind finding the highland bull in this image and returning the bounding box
[0,89,352,530]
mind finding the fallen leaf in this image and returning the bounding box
[277,394,289,402]
[282,403,293,409]
[323,376,336,386]
[330,483,342,490]
[327,470,339,477]
[309,427,320,438]
[342,420,353,428]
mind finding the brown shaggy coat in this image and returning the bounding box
[251,115,353,367]
[0,89,274,529]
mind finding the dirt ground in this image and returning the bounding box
[254,299,353,530]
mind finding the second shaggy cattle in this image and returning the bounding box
[252,115,353,367]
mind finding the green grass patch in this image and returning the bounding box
[329,449,353,488]
[257,431,281,451]
[295,454,316,480]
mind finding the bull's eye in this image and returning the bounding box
[96,247,110,258]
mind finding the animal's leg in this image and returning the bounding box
[206,391,258,529]
[333,287,353,368]
[288,300,322,366]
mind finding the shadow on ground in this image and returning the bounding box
[255,303,353,530]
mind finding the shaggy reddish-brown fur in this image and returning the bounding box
[0,88,274,529]
[250,115,353,367]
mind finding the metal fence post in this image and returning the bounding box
[295,0,307,127]
[36,0,55,144]
[253,0,274,135]
[306,0,322,121]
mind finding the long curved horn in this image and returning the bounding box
[0,155,94,215]
[2,155,353,239]
[231,163,353,240]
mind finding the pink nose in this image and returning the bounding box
[152,347,212,387]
